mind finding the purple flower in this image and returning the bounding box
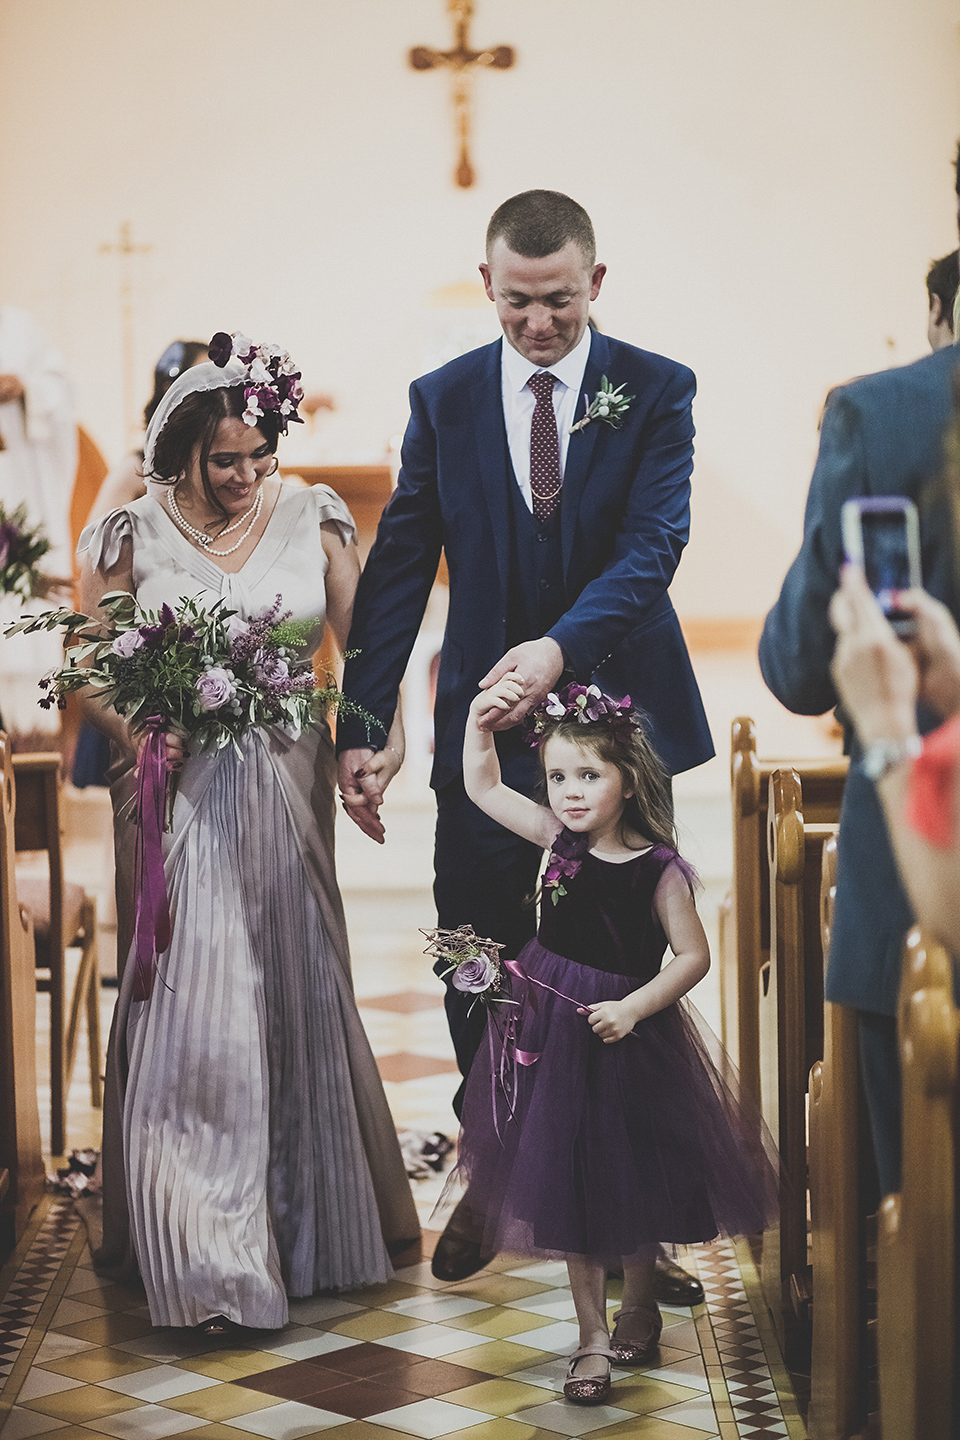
[110,629,146,658]
[208,332,234,367]
[451,954,497,994]
[224,614,250,645]
[195,666,236,711]
[138,602,178,647]
[253,650,289,685]
[0,521,20,569]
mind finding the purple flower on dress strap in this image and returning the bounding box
[542,826,591,904]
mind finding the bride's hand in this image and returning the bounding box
[337,744,403,844]
[357,745,403,799]
[135,725,188,773]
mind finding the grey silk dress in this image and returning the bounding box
[80,484,418,1330]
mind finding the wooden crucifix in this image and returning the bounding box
[410,1,514,188]
[99,221,152,447]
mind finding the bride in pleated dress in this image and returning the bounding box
[79,340,418,1333]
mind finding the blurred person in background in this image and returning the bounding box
[0,303,76,737]
[829,385,960,957]
[926,248,958,352]
[759,144,960,1197]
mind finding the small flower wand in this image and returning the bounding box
[421,925,515,1015]
[569,375,634,434]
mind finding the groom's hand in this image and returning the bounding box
[478,638,564,729]
[338,748,387,843]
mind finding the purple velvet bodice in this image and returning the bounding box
[536,832,685,980]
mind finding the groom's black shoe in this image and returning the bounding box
[431,1200,495,1282]
[652,1253,704,1306]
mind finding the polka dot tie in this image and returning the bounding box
[528,371,562,523]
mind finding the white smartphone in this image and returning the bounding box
[840,496,922,638]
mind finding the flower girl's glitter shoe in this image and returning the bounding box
[610,1303,662,1364]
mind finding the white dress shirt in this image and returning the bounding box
[500,327,592,512]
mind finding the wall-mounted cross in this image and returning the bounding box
[99,221,152,447]
[410,1,514,188]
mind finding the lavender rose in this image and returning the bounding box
[110,629,146,658]
[195,666,236,711]
[224,614,250,645]
[451,954,497,994]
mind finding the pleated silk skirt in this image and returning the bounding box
[121,731,393,1329]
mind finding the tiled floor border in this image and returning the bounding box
[0,1196,84,1425]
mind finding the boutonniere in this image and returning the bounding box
[569,375,634,434]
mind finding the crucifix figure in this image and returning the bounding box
[100,220,152,447]
[410,0,514,188]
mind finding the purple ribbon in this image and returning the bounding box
[489,952,642,1143]
[132,717,172,1001]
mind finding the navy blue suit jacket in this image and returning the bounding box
[759,343,960,1015]
[340,329,714,789]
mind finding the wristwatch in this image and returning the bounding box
[860,733,922,782]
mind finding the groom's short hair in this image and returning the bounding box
[486,190,596,266]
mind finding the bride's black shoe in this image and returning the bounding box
[196,1315,241,1340]
[431,1199,495,1282]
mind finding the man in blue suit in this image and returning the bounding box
[759,149,960,1196]
[337,192,713,1286]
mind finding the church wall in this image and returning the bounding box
[0,0,957,619]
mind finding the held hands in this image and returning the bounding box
[478,638,564,730]
[470,671,525,729]
[337,745,404,844]
[581,997,643,1044]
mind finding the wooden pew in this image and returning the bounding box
[13,753,101,1158]
[876,928,957,1440]
[808,836,870,1440]
[726,717,847,1110]
[0,732,44,1258]
[760,765,837,1348]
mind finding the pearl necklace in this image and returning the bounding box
[167,487,264,556]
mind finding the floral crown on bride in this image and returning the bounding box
[524,682,640,747]
[207,331,305,435]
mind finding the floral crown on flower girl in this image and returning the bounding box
[207,331,305,435]
[524,682,640,748]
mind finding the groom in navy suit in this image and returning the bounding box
[339,187,711,1010]
[339,188,713,1037]
[338,192,713,1286]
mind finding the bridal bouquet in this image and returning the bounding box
[6,589,376,748]
[0,502,58,600]
[7,591,382,1001]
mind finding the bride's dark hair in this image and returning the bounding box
[147,383,281,524]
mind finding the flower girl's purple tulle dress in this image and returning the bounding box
[452,833,777,1263]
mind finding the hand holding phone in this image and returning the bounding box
[840,497,922,638]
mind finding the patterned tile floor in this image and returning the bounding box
[0,1194,804,1440]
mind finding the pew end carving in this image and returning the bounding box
[0,733,44,1257]
[808,834,870,1439]
[877,927,957,1440]
[727,717,847,1111]
[760,764,836,1350]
